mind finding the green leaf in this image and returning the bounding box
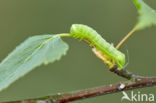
[0,34,69,91]
[133,0,156,30]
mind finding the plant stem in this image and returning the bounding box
[116,27,137,49]
[59,33,72,37]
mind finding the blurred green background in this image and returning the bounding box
[0,0,156,103]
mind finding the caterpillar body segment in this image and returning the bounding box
[92,47,114,68]
[70,24,125,70]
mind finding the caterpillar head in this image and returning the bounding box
[116,53,126,70]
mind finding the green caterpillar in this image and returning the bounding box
[70,24,125,70]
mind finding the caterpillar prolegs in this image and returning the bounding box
[70,24,125,70]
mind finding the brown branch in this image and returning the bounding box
[56,78,156,103]
[109,65,145,81]
[5,66,156,103]
[5,77,156,103]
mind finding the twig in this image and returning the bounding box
[116,27,136,49]
[5,76,156,103]
[109,65,145,81]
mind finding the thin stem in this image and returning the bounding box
[59,33,72,37]
[116,27,137,49]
